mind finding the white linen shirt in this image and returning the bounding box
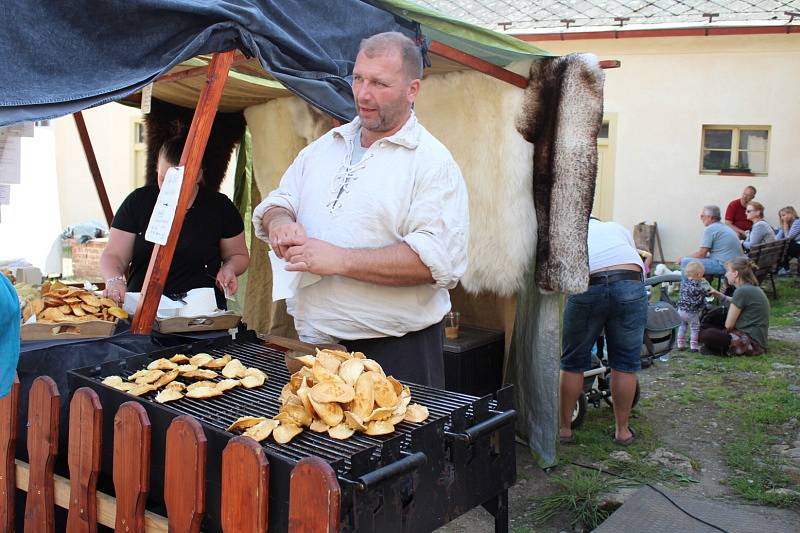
[587,219,644,273]
[252,112,469,343]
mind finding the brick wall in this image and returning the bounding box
[70,238,108,280]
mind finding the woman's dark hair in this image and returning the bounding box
[144,98,245,191]
[149,136,206,187]
[725,257,759,286]
[158,136,184,167]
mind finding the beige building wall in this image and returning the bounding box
[54,102,143,228]
[531,33,800,261]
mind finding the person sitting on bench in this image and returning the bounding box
[741,201,775,251]
[680,205,744,279]
[776,206,800,274]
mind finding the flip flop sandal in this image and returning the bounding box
[612,427,636,446]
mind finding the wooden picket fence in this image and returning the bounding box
[0,375,342,532]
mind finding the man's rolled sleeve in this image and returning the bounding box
[402,159,469,289]
[251,152,305,243]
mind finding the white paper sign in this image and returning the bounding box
[141,83,153,114]
[0,184,9,205]
[0,136,21,184]
[145,166,184,245]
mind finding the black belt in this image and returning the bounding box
[589,270,643,285]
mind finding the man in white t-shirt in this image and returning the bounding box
[252,32,469,387]
[559,219,647,446]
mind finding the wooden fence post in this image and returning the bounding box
[0,374,19,531]
[24,376,60,533]
[66,388,103,533]
[288,456,340,533]
[221,436,269,533]
[113,402,151,533]
[164,416,206,532]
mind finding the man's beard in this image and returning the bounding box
[358,99,406,133]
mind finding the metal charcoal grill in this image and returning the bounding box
[68,331,516,532]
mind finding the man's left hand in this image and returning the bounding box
[284,238,344,276]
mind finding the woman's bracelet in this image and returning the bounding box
[105,275,126,285]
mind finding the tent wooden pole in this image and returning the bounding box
[157,53,250,84]
[131,50,235,335]
[73,112,114,227]
[428,40,529,88]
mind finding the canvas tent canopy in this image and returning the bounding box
[0,0,551,125]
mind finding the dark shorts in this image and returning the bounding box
[562,278,648,373]
[341,321,445,388]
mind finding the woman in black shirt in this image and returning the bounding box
[100,137,249,309]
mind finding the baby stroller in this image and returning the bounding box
[640,272,682,367]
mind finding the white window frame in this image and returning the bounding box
[131,118,147,188]
[700,125,770,176]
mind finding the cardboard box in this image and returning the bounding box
[21,319,117,341]
[153,312,241,334]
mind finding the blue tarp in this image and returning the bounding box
[0,0,417,126]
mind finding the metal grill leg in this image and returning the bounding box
[481,489,509,533]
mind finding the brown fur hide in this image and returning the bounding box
[144,98,246,191]
[516,54,604,295]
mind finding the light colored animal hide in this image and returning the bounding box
[243,98,330,336]
[517,54,604,295]
[286,97,332,146]
[415,70,536,296]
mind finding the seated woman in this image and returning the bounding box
[701,257,770,356]
[100,137,249,310]
[776,206,800,273]
[741,201,775,251]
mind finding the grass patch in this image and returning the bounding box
[723,423,799,507]
[557,400,698,487]
[768,278,800,328]
[530,468,624,530]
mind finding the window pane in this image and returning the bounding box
[739,129,768,151]
[134,122,145,143]
[703,129,732,149]
[703,150,731,170]
[739,151,767,173]
[598,122,609,139]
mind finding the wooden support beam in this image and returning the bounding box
[16,461,168,532]
[157,53,250,84]
[131,50,235,334]
[428,40,529,89]
[73,112,114,227]
[599,60,621,69]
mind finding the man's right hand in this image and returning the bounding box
[269,220,307,259]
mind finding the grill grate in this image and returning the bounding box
[100,339,485,476]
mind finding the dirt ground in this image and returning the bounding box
[437,324,800,532]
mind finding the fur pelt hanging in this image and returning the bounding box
[144,98,246,191]
[516,54,604,295]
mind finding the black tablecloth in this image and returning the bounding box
[16,324,229,467]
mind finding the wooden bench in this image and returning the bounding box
[747,238,789,298]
